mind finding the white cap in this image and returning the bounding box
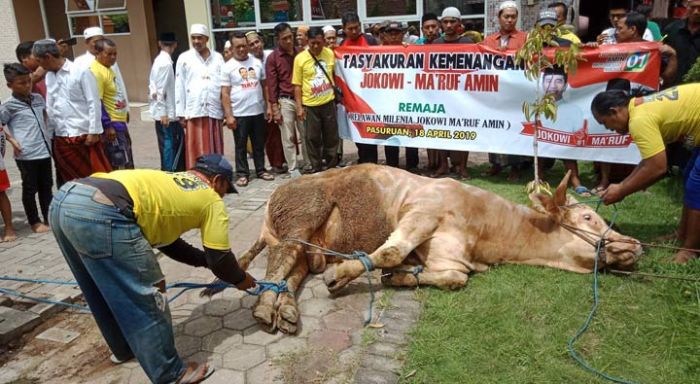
[83,26,104,40]
[224,40,231,49]
[322,25,336,35]
[440,6,461,20]
[190,23,209,37]
[498,1,518,12]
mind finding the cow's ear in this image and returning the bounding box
[554,170,572,207]
[529,192,560,218]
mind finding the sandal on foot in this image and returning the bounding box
[573,186,592,197]
[258,171,275,181]
[176,362,215,384]
[235,177,249,187]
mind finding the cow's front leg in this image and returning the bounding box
[323,213,439,292]
[382,268,469,290]
[253,241,305,333]
[274,255,309,334]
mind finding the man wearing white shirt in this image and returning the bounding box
[32,40,111,185]
[246,31,286,174]
[175,24,226,169]
[221,32,274,187]
[149,32,184,172]
[74,27,130,113]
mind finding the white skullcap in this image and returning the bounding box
[224,40,231,49]
[440,6,461,20]
[83,26,104,40]
[322,25,336,34]
[190,23,209,37]
[499,1,518,12]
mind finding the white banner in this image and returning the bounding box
[334,42,662,164]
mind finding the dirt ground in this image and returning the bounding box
[0,311,122,384]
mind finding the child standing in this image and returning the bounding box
[0,63,53,235]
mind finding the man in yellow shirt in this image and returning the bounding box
[49,154,255,383]
[292,26,339,173]
[591,84,700,264]
[90,39,133,169]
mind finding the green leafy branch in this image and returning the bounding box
[514,23,584,195]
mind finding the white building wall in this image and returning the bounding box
[0,0,20,101]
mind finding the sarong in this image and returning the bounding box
[104,122,134,170]
[185,117,224,169]
[265,120,285,168]
[53,136,112,184]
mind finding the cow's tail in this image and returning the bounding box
[237,238,268,271]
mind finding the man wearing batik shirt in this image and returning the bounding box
[175,24,226,169]
[221,32,275,186]
[91,39,133,170]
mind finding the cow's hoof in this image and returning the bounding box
[253,305,277,333]
[323,265,349,293]
[276,307,298,334]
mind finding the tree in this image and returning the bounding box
[515,23,583,195]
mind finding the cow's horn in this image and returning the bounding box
[555,170,572,207]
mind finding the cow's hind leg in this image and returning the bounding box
[324,212,439,292]
[274,255,309,334]
[382,268,469,290]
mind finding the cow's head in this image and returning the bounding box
[529,171,642,272]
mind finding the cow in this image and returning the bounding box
[220,164,642,334]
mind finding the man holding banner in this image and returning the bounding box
[591,84,700,264]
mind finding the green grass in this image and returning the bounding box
[400,162,700,384]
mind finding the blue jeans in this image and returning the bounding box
[49,183,184,384]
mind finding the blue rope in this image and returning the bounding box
[566,202,638,384]
[287,238,377,325]
[0,287,90,312]
[0,277,288,314]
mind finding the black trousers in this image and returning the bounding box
[15,157,53,226]
[356,143,378,164]
[304,101,339,171]
[385,146,419,169]
[233,114,267,178]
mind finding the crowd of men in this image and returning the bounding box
[0,1,697,242]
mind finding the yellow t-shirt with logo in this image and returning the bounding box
[92,169,230,250]
[291,47,335,107]
[628,84,700,159]
[90,61,128,122]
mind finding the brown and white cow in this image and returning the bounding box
[227,164,641,334]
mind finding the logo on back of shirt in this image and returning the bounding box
[171,172,210,191]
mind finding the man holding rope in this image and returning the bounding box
[591,84,700,264]
[49,154,255,383]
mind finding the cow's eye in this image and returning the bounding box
[583,214,592,221]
